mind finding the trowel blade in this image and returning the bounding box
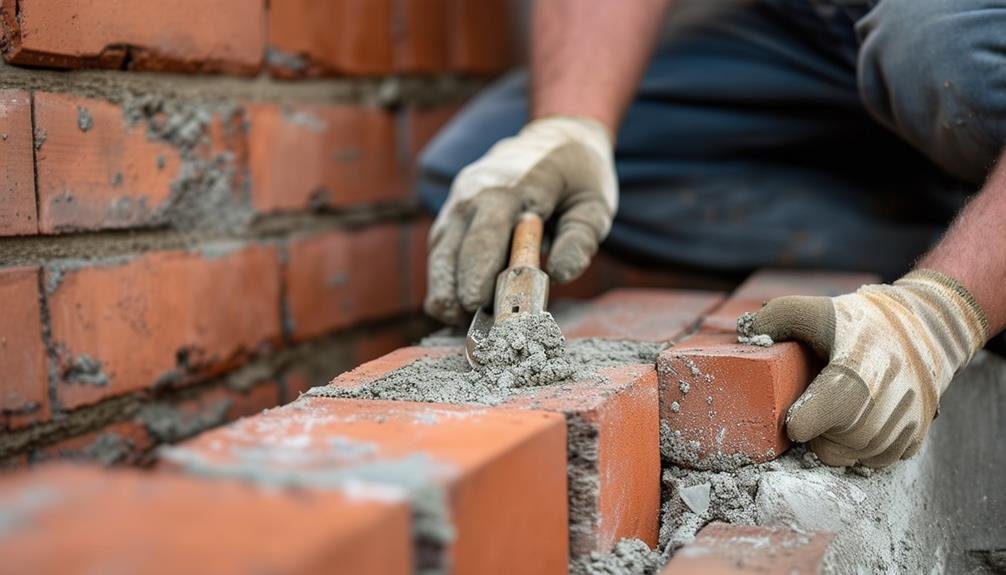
[465,306,494,368]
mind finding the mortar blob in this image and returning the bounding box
[469,312,571,388]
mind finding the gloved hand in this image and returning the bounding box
[424,116,618,325]
[748,269,988,468]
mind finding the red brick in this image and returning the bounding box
[329,345,661,557]
[284,224,414,341]
[658,333,815,468]
[561,288,725,343]
[47,246,282,409]
[0,90,37,235]
[0,464,412,574]
[406,217,431,310]
[248,103,404,213]
[395,0,450,72]
[406,104,460,160]
[0,0,264,73]
[268,0,393,76]
[702,269,879,333]
[448,0,512,73]
[0,266,49,429]
[30,420,154,465]
[34,93,183,233]
[662,522,833,575]
[166,397,570,574]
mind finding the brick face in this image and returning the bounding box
[248,103,404,213]
[1,0,265,73]
[0,266,49,430]
[268,0,393,75]
[34,92,182,233]
[658,333,816,468]
[561,288,725,343]
[168,397,570,574]
[0,90,37,236]
[0,464,413,574]
[47,246,282,409]
[395,0,449,72]
[448,0,512,73]
[284,224,417,341]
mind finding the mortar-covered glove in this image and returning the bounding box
[424,116,618,325]
[748,269,988,468]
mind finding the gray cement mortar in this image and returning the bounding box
[569,538,663,575]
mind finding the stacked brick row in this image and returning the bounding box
[0,0,509,465]
[0,270,871,572]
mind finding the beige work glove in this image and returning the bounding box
[425,116,618,325]
[748,269,988,468]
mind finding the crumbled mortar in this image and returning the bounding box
[469,313,571,389]
[309,337,662,406]
[736,311,773,347]
[567,414,601,557]
[656,444,941,574]
[660,421,755,472]
[569,538,663,575]
[76,106,94,132]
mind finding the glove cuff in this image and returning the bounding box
[897,269,989,358]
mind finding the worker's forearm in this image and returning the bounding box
[531,0,672,135]
[918,148,1006,335]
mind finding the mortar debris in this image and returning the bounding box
[736,311,773,347]
[569,538,663,575]
[76,106,94,132]
[309,337,662,406]
[469,312,571,389]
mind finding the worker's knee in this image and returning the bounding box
[857,0,1006,183]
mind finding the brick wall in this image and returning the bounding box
[0,0,513,466]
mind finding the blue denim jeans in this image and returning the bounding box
[418,0,1006,280]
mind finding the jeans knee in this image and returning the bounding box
[857,0,1006,182]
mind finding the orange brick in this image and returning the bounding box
[328,345,661,557]
[34,92,184,233]
[248,103,404,213]
[284,225,413,340]
[395,0,449,72]
[267,0,393,75]
[561,288,725,342]
[0,266,49,429]
[0,464,411,574]
[662,522,833,575]
[46,246,282,409]
[0,0,264,73]
[406,105,460,160]
[658,332,816,469]
[0,90,37,235]
[448,0,512,73]
[165,397,570,574]
[702,269,879,333]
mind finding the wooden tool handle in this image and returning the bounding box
[509,212,543,269]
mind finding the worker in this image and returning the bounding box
[417,0,1006,468]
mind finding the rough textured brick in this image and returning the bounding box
[248,103,403,213]
[0,464,412,574]
[0,266,49,429]
[658,333,815,468]
[329,345,661,557]
[284,225,417,340]
[47,246,282,409]
[702,269,880,333]
[33,93,182,233]
[561,288,725,343]
[448,0,512,73]
[165,397,569,574]
[0,0,264,73]
[662,522,833,574]
[396,0,449,72]
[267,0,393,75]
[0,90,37,235]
